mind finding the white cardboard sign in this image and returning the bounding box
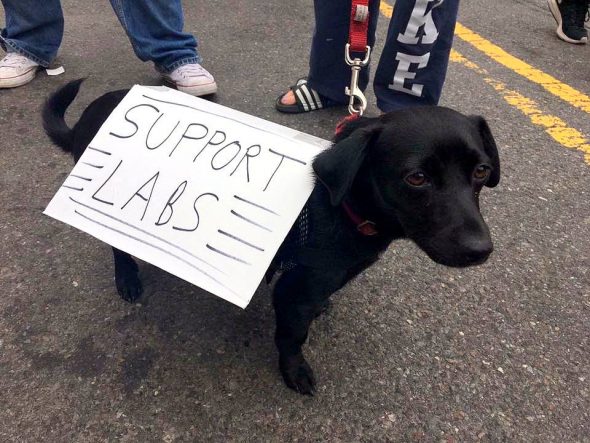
[44,85,329,308]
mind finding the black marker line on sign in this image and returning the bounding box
[169,123,209,157]
[92,159,123,206]
[87,146,112,156]
[146,114,180,150]
[74,209,237,295]
[70,174,93,182]
[206,244,251,265]
[233,195,279,215]
[155,180,187,226]
[109,103,160,139]
[141,94,310,144]
[230,145,262,183]
[69,196,225,274]
[120,171,160,221]
[82,162,104,169]
[211,141,241,170]
[230,144,261,183]
[217,230,265,252]
[62,185,84,191]
[230,210,272,232]
[172,192,219,233]
[193,130,225,163]
[264,149,307,192]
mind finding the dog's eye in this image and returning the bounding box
[405,172,429,187]
[473,165,490,181]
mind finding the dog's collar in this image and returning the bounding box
[342,201,378,236]
[335,114,361,137]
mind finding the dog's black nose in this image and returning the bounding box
[422,236,494,268]
[461,237,493,265]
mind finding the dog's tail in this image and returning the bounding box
[42,78,85,153]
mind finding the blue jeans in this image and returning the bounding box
[308,0,459,112]
[0,0,200,72]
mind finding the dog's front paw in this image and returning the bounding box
[115,272,143,303]
[280,354,316,395]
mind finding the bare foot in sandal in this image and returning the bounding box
[279,90,297,106]
[276,78,342,114]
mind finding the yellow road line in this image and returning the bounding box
[379,1,590,164]
[380,1,393,17]
[451,50,590,164]
[379,2,590,114]
[454,23,590,115]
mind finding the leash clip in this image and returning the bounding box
[344,43,371,116]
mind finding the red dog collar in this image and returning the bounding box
[336,115,376,235]
[335,114,361,137]
[342,201,378,236]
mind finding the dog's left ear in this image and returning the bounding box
[313,125,382,206]
[471,116,500,187]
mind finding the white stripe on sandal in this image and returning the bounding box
[301,85,319,110]
[295,88,310,111]
[311,89,323,109]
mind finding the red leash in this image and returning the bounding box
[337,0,372,134]
[337,1,377,235]
[349,0,370,53]
[344,0,372,116]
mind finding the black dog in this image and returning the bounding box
[43,79,500,395]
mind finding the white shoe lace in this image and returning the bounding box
[0,52,37,69]
[172,64,213,80]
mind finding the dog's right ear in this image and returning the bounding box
[313,125,382,206]
[471,116,500,188]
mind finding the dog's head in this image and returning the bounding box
[313,106,500,267]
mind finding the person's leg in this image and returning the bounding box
[278,0,380,109]
[374,0,459,112]
[547,0,588,44]
[308,0,380,101]
[109,0,198,71]
[0,0,63,88]
[108,0,216,96]
[0,0,64,66]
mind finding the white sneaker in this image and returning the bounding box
[0,52,39,89]
[162,63,217,96]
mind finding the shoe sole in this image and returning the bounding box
[177,82,218,96]
[0,66,38,88]
[547,0,588,44]
[163,78,218,96]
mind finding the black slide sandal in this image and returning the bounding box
[275,78,340,114]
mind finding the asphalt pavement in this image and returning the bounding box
[1,0,589,441]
